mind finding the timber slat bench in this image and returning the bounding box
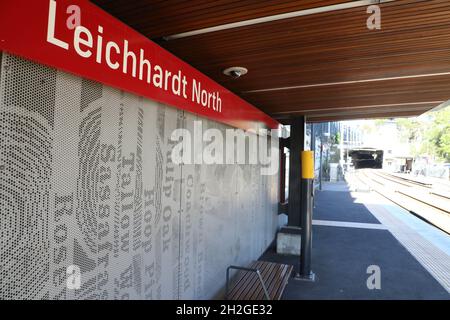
[225,261,293,300]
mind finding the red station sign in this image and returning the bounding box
[0,0,280,130]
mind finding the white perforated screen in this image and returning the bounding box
[0,53,279,300]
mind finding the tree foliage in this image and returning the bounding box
[395,107,450,162]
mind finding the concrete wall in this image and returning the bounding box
[0,53,279,300]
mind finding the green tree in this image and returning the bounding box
[426,107,450,161]
[394,107,450,162]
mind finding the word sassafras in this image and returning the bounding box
[46,0,222,112]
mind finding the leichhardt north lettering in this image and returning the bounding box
[46,0,222,113]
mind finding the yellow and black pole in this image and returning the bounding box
[297,151,315,280]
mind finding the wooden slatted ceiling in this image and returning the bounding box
[92,0,450,122]
[92,0,349,38]
[306,103,437,122]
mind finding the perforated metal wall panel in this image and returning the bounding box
[0,53,279,300]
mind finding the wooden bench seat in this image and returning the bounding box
[225,261,293,300]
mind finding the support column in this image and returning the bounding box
[276,117,306,257]
[279,141,286,203]
[296,151,315,281]
[287,116,305,227]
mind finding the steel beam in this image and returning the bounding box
[287,117,305,227]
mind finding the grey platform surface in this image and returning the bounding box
[313,190,381,224]
[261,186,450,299]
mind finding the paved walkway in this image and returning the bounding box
[261,181,450,299]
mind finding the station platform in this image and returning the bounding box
[262,181,450,299]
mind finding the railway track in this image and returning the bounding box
[353,169,450,235]
[376,171,450,200]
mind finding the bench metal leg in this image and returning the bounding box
[226,265,271,300]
